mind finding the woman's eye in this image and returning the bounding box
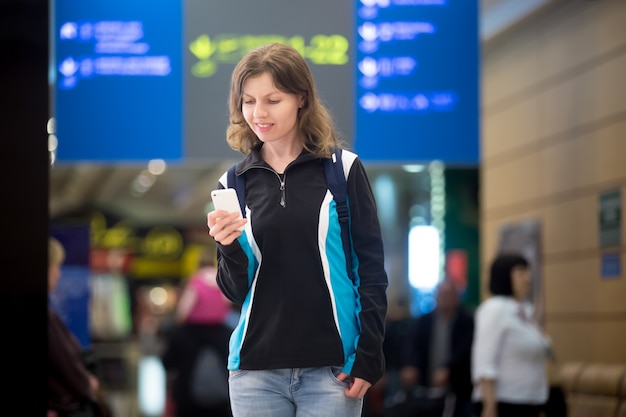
[268,100,279,104]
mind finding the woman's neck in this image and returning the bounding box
[261,141,303,173]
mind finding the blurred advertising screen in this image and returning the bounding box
[53,0,183,162]
[354,0,480,165]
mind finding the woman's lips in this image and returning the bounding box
[255,123,273,132]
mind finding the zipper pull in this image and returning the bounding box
[280,180,286,207]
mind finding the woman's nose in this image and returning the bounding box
[253,103,267,117]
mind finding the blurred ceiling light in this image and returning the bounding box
[402,164,424,173]
[48,134,58,152]
[149,286,168,307]
[131,179,150,197]
[428,160,444,173]
[48,130,58,166]
[148,159,166,175]
[137,170,156,188]
[131,169,157,197]
[47,117,56,134]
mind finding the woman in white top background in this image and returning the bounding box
[471,253,552,417]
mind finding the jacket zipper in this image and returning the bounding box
[278,175,286,207]
[241,166,287,208]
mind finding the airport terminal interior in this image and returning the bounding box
[2,0,625,416]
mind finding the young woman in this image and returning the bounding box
[471,253,552,417]
[207,43,388,417]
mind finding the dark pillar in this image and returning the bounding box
[0,0,50,414]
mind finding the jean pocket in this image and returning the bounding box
[228,369,249,380]
[328,366,352,387]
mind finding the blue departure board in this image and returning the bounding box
[52,1,478,165]
[353,0,479,164]
[53,0,183,162]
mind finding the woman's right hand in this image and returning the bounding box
[207,210,247,245]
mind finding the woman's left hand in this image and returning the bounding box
[337,373,372,398]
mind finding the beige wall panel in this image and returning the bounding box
[542,196,597,254]
[547,320,626,363]
[539,52,626,139]
[482,0,626,108]
[481,30,540,107]
[538,0,626,80]
[480,217,506,295]
[544,255,626,314]
[541,121,626,194]
[480,219,498,261]
[590,321,626,362]
[482,98,539,159]
[479,220,499,294]
[483,121,626,214]
[482,152,545,209]
[547,322,591,363]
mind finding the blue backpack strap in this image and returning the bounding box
[226,163,246,218]
[323,147,355,283]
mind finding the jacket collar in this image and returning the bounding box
[235,143,318,176]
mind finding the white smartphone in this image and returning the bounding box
[210,188,244,231]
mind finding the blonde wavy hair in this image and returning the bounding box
[226,43,344,158]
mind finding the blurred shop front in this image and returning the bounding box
[51,211,216,417]
[364,163,480,315]
[50,162,480,416]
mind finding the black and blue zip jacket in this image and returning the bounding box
[214,145,388,385]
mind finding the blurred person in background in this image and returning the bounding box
[373,297,413,416]
[395,279,474,417]
[48,236,107,417]
[161,255,233,417]
[471,253,552,417]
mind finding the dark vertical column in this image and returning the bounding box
[0,0,49,414]
[444,168,480,310]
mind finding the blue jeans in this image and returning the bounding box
[228,367,364,417]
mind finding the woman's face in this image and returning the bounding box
[241,72,303,146]
[511,265,531,300]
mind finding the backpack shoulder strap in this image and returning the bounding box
[226,163,246,218]
[323,147,348,222]
[323,147,355,282]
